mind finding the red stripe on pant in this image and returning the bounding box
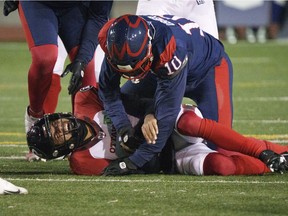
[214,58,232,128]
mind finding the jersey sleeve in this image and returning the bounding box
[98,60,132,131]
[74,86,104,120]
[151,26,188,79]
[129,66,188,167]
[69,148,110,175]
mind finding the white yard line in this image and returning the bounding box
[231,57,271,64]
[5,178,288,184]
[234,97,288,102]
[234,120,288,124]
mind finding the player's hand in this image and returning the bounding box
[102,158,144,176]
[61,61,85,95]
[116,126,142,157]
[141,114,158,144]
[259,150,288,174]
[3,0,18,16]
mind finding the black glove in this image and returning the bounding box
[259,150,288,174]
[116,126,143,158]
[61,61,85,95]
[3,0,18,16]
[102,158,144,176]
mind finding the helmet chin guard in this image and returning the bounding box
[106,14,154,82]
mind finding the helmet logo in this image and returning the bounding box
[52,150,58,157]
[69,143,75,150]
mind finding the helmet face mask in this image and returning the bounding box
[107,44,153,83]
[27,113,82,160]
[106,15,154,83]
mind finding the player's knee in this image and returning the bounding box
[31,45,58,74]
[177,111,202,137]
[203,153,236,176]
[50,74,61,92]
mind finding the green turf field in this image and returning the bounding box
[0,41,288,215]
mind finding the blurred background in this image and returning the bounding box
[0,0,287,43]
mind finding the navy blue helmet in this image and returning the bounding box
[106,14,154,82]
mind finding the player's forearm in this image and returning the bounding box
[75,1,112,65]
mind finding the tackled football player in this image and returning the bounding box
[26,86,288,176]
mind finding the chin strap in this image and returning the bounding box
[77,117,106,150]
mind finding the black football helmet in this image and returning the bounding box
[26,113,90,160]
[106,14,154,83]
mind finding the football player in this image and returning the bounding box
[136,0,219,39]
[98,15,233,171]
[16,1,112,132]
[14,1,113,161]
[41,0,219,116]
[27,86,288,176]
[3,0,112,115]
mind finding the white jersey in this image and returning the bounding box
[72,88,213,176]
[88,110,139,160]
[173,104,215,175]
[89,104,213,175]
[136,0,219,39]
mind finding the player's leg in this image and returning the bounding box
[177,110,288,158]
[175,142,270,176]
[175,142,217,175]
[19,1,58,132]
[185,53,233,149]
[203,153,270,175]
[43,36,66,113]
[190,54,233,128]
[19,2,59,161]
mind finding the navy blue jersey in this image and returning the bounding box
[145,15,225,85]
[99,15,232,167]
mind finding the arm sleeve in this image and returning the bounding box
[129,67,188,167]
[98,60,132,131]
[70,148,110,175]
[75,1,113,65]
[74,86,104,120]
[121,93,155,118]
